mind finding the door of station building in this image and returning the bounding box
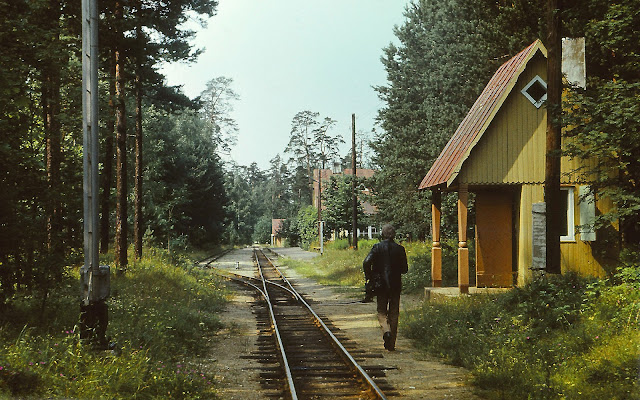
[475,190,514,287]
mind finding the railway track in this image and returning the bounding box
[214,248,395,399]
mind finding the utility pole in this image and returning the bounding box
[317,168,323,253]
[545,0,562,274]
[351,114,358,250]
[81,0,110,348]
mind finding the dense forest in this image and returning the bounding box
[1,0,639,305]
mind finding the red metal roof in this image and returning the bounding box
[418,39,547,190]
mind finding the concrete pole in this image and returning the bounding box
[81,0,109,347]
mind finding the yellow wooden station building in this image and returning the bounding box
[419,39,618,291]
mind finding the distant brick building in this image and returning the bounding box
[312,167,378,239]
[271,218,285,247]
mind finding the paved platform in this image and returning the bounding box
[268,246,319,261]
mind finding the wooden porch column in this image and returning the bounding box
[431,190,442,287]
[457,186,469,294]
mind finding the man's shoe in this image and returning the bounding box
[383,332,393,351]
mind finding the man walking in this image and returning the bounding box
[362,224,408,351]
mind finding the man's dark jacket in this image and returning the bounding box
[363,239,408,294]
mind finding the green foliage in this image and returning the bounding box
[144,107,227,248]
[266,155,298,219]
[0,247,227,399]
[292,206,319,250]
[200,76,239,153]
[285,111,342,180]
[223,163,272,245]
[0,0,222,301]
[252,215,273,244]
[321,175,368,235]
[399,241,432,293]
[563,80,640,243]
[109,248,226,356]
[403,273,640,399]
[562,0,640,246]
[0,0,84,304]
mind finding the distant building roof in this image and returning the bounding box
[272,219,285,236]
[313,168,378,215]
[419,39,547,190]
[343,168,375,178]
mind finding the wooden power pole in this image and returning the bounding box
[351,113,358,250]
[545,0,562,274]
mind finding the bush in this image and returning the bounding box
[294,206,318,250]
[403,272,640,399]
[401,242,431,293]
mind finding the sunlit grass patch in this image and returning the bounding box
[0,246,227,399]
[281,239,375,298]
[554,329,640,400]
[282,239,435,295]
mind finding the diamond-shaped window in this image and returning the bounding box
[521,75,547,108]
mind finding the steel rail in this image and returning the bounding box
[213,269,299,299]
[259,249,388,400]
[209,265,298,399]
[254,250,299,400]
[197,248,233,267]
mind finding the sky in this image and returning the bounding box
[161,1,410,170]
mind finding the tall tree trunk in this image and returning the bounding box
[100,55,116,254]
[133,63,143,260]
[44,0,62,260]
[114,0,128,272]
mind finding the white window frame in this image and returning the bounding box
[579,186,597,241]
[561,187,575,242]
[521,75,548,108]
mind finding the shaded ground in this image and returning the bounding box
[205,247,482,400]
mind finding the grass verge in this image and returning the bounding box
[0,246,228,399]
[403,271,640,400]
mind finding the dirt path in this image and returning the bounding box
[205,247,482,400]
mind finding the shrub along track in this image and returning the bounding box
[213,248,397,399]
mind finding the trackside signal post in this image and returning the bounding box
[80,0,110,348]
